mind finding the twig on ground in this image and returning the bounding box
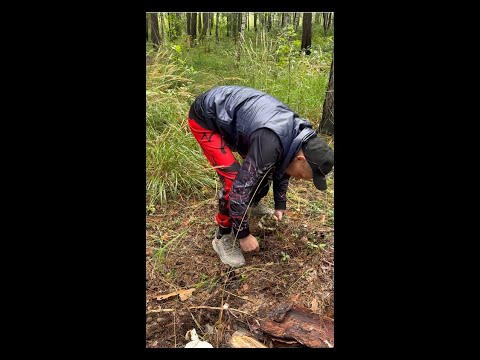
[223,290,255,302]
[188,306,260,319]
[146,308,175,314]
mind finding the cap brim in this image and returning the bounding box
[313,173,328,191]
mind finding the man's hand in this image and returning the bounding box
[274,209,284,221]
[239,234,259,252]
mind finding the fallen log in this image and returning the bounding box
[259,303,334,348]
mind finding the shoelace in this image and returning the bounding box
[221,238,241,255]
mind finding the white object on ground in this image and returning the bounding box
[184,328,214,348]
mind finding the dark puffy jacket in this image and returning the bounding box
[192,86,317,178]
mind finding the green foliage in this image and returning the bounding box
[280,251,290,261]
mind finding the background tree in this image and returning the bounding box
[160,13,165,45]
[146,15,148,41]
[319,54,334,135]
[190,12,197,46]
[215,13,220,43]
[175,13,182,38]
[150,13,160,49]
[323,12,333,35]
[200,12,209,40]
[210,13,214,35]
[301,12,312,55]
[186,13,191,35]
[295,12,301,31]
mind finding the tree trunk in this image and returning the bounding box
[233,13,239,44]
[215,13,220,43]
[159,13,165,44]
[326,13,333,32]
[198,13,202,35]
[166,13,172,40]
[315,12,321,24]
[175,13,182,37]
[267,13,272,31]
[254,13,257,31]
[320,55,334,136]
[146,15,148,41]
[186,13,191,35]
[240,12,246,44]
[210,13,214,35]
[295,13,301,31]
[301,13,312,55]
[226,13,230,37]
[150,13,160,49]
[323,13,333,35]
[200,12,208,40]
[190,13,197,46]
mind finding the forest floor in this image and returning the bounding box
[146,179,334,348]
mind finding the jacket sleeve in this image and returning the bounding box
[229,129,283,239]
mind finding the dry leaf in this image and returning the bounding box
[319,214,326,224]
[156,288,196,301]
[146,248,152,256]
[179,288,195,301]
[311,298,319,312]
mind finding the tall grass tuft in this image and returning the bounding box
[146,49,217,207]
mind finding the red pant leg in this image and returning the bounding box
[188,118,240,228]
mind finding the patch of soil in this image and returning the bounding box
[146,181,334,348]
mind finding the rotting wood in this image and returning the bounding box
[259,304,334,348]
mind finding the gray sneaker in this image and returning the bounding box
[249,202,274,217]
[212,230,246,268]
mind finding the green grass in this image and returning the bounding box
[146,23,333,206]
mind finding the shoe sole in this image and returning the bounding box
[212,239,245,268]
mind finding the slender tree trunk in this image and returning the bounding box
[190,12,197,46]
[267,13,272,31]
[198,13,202,35]
[175,13,182,37]
[326,13,332,32]
[146,15,148,41]
[227,13,230,37]
[186,13,191,35]
[150,13,160,49]
[320,54,334,135]
[159,13,165,44]
[254,13,257,31]
[301,12,312,55]
[210,13,214,35]
[233,13,238,44]
[166,13,172,40]
[323,13,330,35]
[215,13,220,43]
[295,13,301,31]
[240,12,246,44]
[200,12,208,40]
[315,12,320,24]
